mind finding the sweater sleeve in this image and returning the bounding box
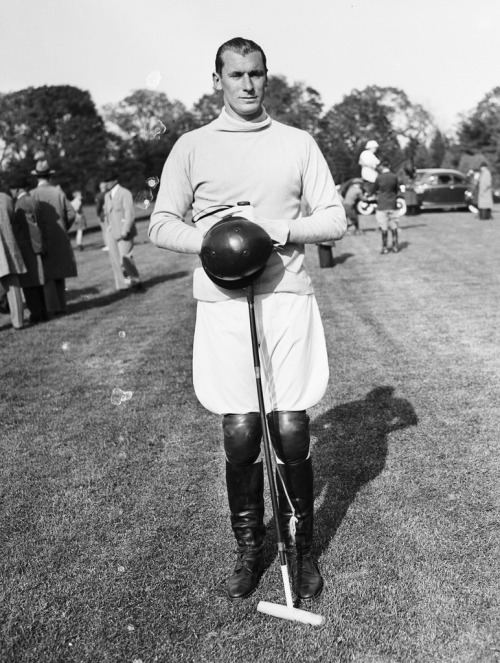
[273,134,347,244]
[148,137,203,254]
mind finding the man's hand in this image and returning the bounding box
[220,205,289,247]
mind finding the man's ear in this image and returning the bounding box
[213,72,222,91]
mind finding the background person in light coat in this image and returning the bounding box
[358,140,380,195]
[0,182,27,329]
[103,170,143,292]
[30,160,77,315]
[10,174,48,324]
[477,162,493,220]
[71,190,87,251]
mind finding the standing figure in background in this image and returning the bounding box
[0,180,27,329]
[9,175,48,324]
[477,163,493,220]
[103,170,144,292]
[398,159,419,216]
[317,240,335,268]
[342,179,364,234]
[71,191,87,251]
[95,182,108,250]
[373,164,403,254]
[30,160,77,316]
[358,140,380,196]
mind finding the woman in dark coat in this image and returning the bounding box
[10,175,48,323]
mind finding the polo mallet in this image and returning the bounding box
[200,214,324,625]
[246,284,324,626]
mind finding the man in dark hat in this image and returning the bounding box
[9,174,48,323]
[102,169,143,292]
[30,159,77,315]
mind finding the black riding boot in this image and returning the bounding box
[225,460,265,599]
[391,228,399,252]
[380,230,389,254]
[267,411,323,600]
[276,458,323,599]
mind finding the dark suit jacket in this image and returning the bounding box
[13,193,45,287]
[30,183,77,280]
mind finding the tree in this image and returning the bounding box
[0,86,109,195]
[363,86,435,146]
[101,90,195,192]
[316,86,435,183]
[191,91,223,126]
[428,130,448,168]
[317,88,401,182]
[102,89,189,141]
[264,76,323,136]
[457,87,500,174]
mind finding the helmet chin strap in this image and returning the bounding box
[192,204,233,223]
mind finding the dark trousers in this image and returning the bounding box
[23,286,48,321]
[44,279,67,314]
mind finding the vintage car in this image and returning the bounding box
[413,168,469,211]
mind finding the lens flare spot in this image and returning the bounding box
[149,118,166,140]
[134,190,153,210]
[146,176,159,189]
[111,387,133,405]
[146,71,162,88]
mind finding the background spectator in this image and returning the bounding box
[71,191,87,251]
[9,175,48,324]
[477,162,493,220]
[0,180,27,329]
[30,160,77,316]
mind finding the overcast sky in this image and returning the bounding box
[2,0,499,133]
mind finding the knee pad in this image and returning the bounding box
[267,411,310,465]
[223,413,262,466]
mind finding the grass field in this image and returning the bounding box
[1,209,499,662]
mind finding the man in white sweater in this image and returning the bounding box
[149,37,347,602]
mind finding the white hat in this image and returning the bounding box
[366,140,379,149]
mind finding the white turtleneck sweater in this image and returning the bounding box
[149,109,347,302]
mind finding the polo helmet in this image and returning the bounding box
[200,217,273,290]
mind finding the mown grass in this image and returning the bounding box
[1,211,499,662]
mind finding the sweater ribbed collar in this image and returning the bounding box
[213,107,271,132]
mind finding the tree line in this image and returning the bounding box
[0,79,498,201]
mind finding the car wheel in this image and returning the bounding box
[357,200,375,215]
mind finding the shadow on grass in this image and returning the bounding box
[333,252,354,265]
[312,386,418,556]
[262,386,418,567]
[362,223,427,233]
[65,271,190,314]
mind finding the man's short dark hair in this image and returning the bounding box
[215,37,267,75]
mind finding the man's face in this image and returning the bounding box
[213,50,267,121]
